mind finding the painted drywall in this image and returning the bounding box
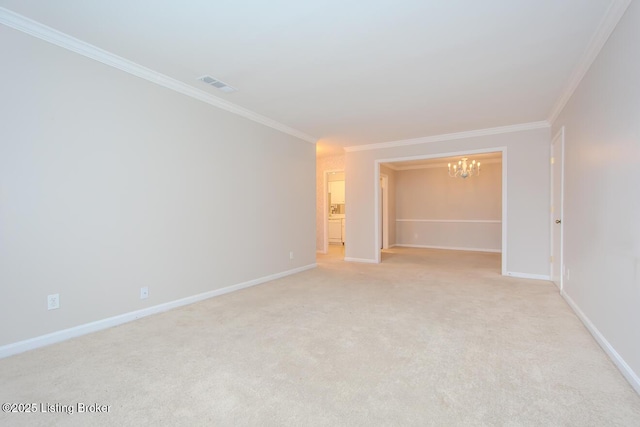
[551,0,640,387]
[316,154,345,252]
[0,25,316,347]
[327,172,345,182]
[394,162,501,251]
[345,127,550,276]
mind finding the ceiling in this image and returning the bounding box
[0,1,624,156]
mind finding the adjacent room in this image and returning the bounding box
[381,152,503,257]
[2,0,640,424]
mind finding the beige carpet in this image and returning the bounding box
[1,247,640,426]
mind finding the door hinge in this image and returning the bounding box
[551,157,555,164]
[550,256,554,263]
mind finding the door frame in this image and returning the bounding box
[550,127,565,290]
[380,173,389,249]
[323,169,344,254]
[374,146,507,275]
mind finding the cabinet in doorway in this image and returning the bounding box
[328,219,342,244]
[329,218,346,244]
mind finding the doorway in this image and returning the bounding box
[374,147,507,276]
[324,170,345,254]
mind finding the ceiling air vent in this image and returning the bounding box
[197,75,237,93]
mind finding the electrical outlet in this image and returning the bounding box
[47,294,60,310]
[140,287,149,299]
[289,251,294,260]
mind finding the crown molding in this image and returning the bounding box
[547,0,632,124]
[344,121,549,153]
[0,7,317,144]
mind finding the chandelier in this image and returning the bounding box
[448,157,480,179]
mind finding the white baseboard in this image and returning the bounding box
[394,244,501,253]
[562,291,640,394]
[505,272,551,281]
[0,263,317,359]
[344,257,377,264]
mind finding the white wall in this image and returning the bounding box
[393,162,501,251]
[345,127,550,277]
[327,172,345,182]
[551,0,640,389]
[0,25,316,347]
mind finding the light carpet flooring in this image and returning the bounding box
[1,247,640,426]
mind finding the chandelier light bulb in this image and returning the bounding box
[448,157,480,179]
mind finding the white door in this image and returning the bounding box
[550,128,564,289]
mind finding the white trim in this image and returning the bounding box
[562,291,640,394]
[396,219,501,223]
[0,7,316,144]
[501,149,508,276]
[374,147,507,273]
[547,0,632,123]
[374,160,381,263]
[0,263,317,359]
[505,272,551,281]
[345,122,548,153]
[380,173,389,250]
[395,244,501,253]
[344,257,377,264]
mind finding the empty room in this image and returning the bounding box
[2,1,640,425]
